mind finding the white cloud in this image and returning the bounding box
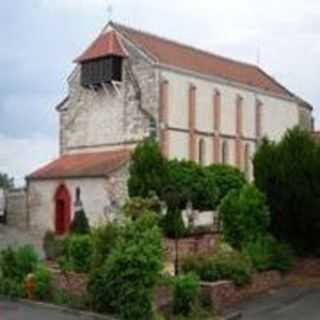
[38,0,106,11]
[0,134,58,187]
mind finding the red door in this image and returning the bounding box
[54,184,71,235]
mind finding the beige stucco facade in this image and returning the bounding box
[161,68,306,178]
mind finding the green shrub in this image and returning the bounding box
[243,236,295,273]
[88,213,164,319]
[220,184,270,249]
[271,242,295,272]
[67,235,93,273]
[43,230,67,260]
[207,164,247,205]
[34,265,52,300]
[15,246,39,281]
[161,209,186,239]
[166,160,219,211]
[0,278,23,298]
[173,273,200,316]
[128,137,168,198]
[182,254,218,283]
[210,251,252,286]
[123,196,161,220]
[70,209,90,235]
[0,246,39,281]
[254,128,320,254]
[182,251,252,287]
[91,223,121,269]
[242,236,275,272]
[0,247,19,279]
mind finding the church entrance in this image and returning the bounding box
[54,184,71,235]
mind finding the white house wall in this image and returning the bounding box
[27,169,128,235]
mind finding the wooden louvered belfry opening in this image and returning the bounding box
[80,55,123,87]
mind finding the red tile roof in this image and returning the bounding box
[28,149,130,180]
[113,23,292,98]
[75,30,128,63]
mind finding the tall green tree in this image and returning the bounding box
[0,173,14,190]
[253,127,320,254]
[128,138,168,198]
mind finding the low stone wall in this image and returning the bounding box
[6,188,28,229]
[164,233,217,261]
[201,271,284,311]
[292,258,320,277]
[50,268,88,297]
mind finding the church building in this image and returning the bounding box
[27,22,313,235]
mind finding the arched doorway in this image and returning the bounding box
[54,184,71,235]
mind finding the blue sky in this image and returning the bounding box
[0,0,319,185]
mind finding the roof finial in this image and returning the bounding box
[256,46,261,66]
[107,1,113,22]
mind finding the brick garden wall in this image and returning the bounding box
[164,233,217,261]
[201,271,283,311]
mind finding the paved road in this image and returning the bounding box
[232,286,320,320]
[0,300,112,320]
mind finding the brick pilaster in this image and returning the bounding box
[255,99,262,139]
[159,80,169,157]
[235,95,243,168]
[189,84,196,161]
[213,90,221,163]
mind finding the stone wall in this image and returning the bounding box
[59,25,159,156]
[201,271,283,311]
[6,188,28,230]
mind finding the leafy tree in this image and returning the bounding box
[88,213,164,319]
[206,164,246,205]
[253,127,320,254]
[220,184,270,249]
[128,139,246,211]
[123,196,161,220]
[128,138,168,198]
[0,173,14,190]
[166,160,219,210]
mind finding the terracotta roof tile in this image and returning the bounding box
[28,149,130,180]
[75,30,128,63]
[114,23,292,98]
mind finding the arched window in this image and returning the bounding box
[222,140,229,164]
[198,138,206,165]
[244,143,251,179]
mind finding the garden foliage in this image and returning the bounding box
[128,138,247,212]
[253,127,320,254]
[182,250,253,287]
[88,213,164,320]
[173,273,200,316]
[91,223,122,269]
[70,209,90,235]
[67,235,93,273]
[220,184,270,249]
